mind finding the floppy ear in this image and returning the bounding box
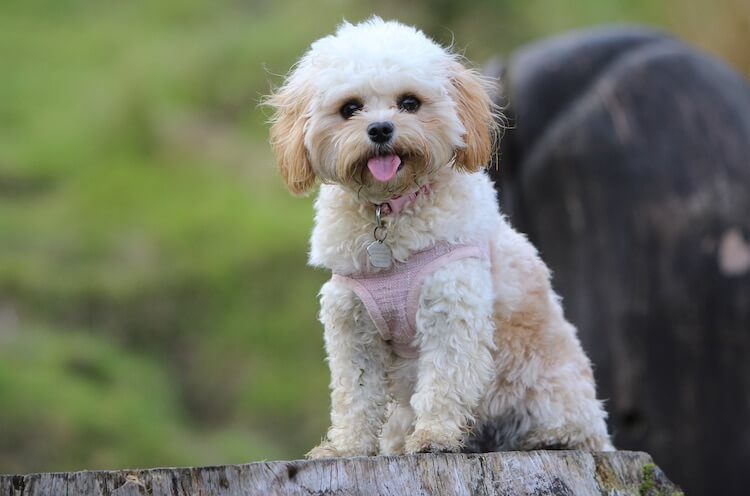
[267,78,316,195]
[450,64,497,173]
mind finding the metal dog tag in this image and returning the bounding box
[367,241,392,269]
[368,204,392,269]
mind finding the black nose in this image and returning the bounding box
[367,121,394,144]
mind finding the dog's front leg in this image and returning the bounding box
[405,258,496,454]
[307,280,390,459]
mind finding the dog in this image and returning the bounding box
[267,17,613,457]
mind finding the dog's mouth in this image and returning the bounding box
[366,153,404,182]
[348,148,425,201]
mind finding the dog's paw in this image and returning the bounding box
[379,438,406,456]
[306,440,378,459]
[306,441,342,459]
[404,429,462,455]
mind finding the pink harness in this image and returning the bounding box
[332,241,488,358]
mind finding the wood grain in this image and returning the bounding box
[0,450,680,496]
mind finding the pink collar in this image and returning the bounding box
[378,183,432,216]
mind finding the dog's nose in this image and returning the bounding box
[367,121,394,144]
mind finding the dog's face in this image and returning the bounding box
[268,18,495,202]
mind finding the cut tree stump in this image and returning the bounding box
[0,450,680,496]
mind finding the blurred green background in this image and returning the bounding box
[1,0,748,473]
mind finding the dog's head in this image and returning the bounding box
[267,17,497,202]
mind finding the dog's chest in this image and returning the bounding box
[332,241,488,358]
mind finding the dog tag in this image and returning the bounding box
[367,241,392,269]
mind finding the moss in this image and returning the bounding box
[640,463,656,494]
[640,462,684,496]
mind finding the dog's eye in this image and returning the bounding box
[398,95,421,113]
[340,100,363,119]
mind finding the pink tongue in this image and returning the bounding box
[367,154,401,182]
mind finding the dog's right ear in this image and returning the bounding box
[267,77,316,195]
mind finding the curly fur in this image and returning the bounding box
[267,17,612,457]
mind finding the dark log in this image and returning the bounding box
[491,26,750,496]
[0,450,679,496]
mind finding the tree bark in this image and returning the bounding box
[0,450,680,496]
[489,26,750,496]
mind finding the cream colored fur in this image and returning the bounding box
[267,17,613,457]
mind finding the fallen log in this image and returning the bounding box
[0,450,680,496]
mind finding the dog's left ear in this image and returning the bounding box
[450,64,497,173]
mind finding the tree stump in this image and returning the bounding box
[0,450,679,496]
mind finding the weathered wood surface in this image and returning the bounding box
[491,26,750,496]
[0,450,678,496]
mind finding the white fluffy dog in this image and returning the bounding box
[267,18,613,457]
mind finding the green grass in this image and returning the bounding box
[0,326,287,472]
[0,0,337,471]
[0,0,747,474]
